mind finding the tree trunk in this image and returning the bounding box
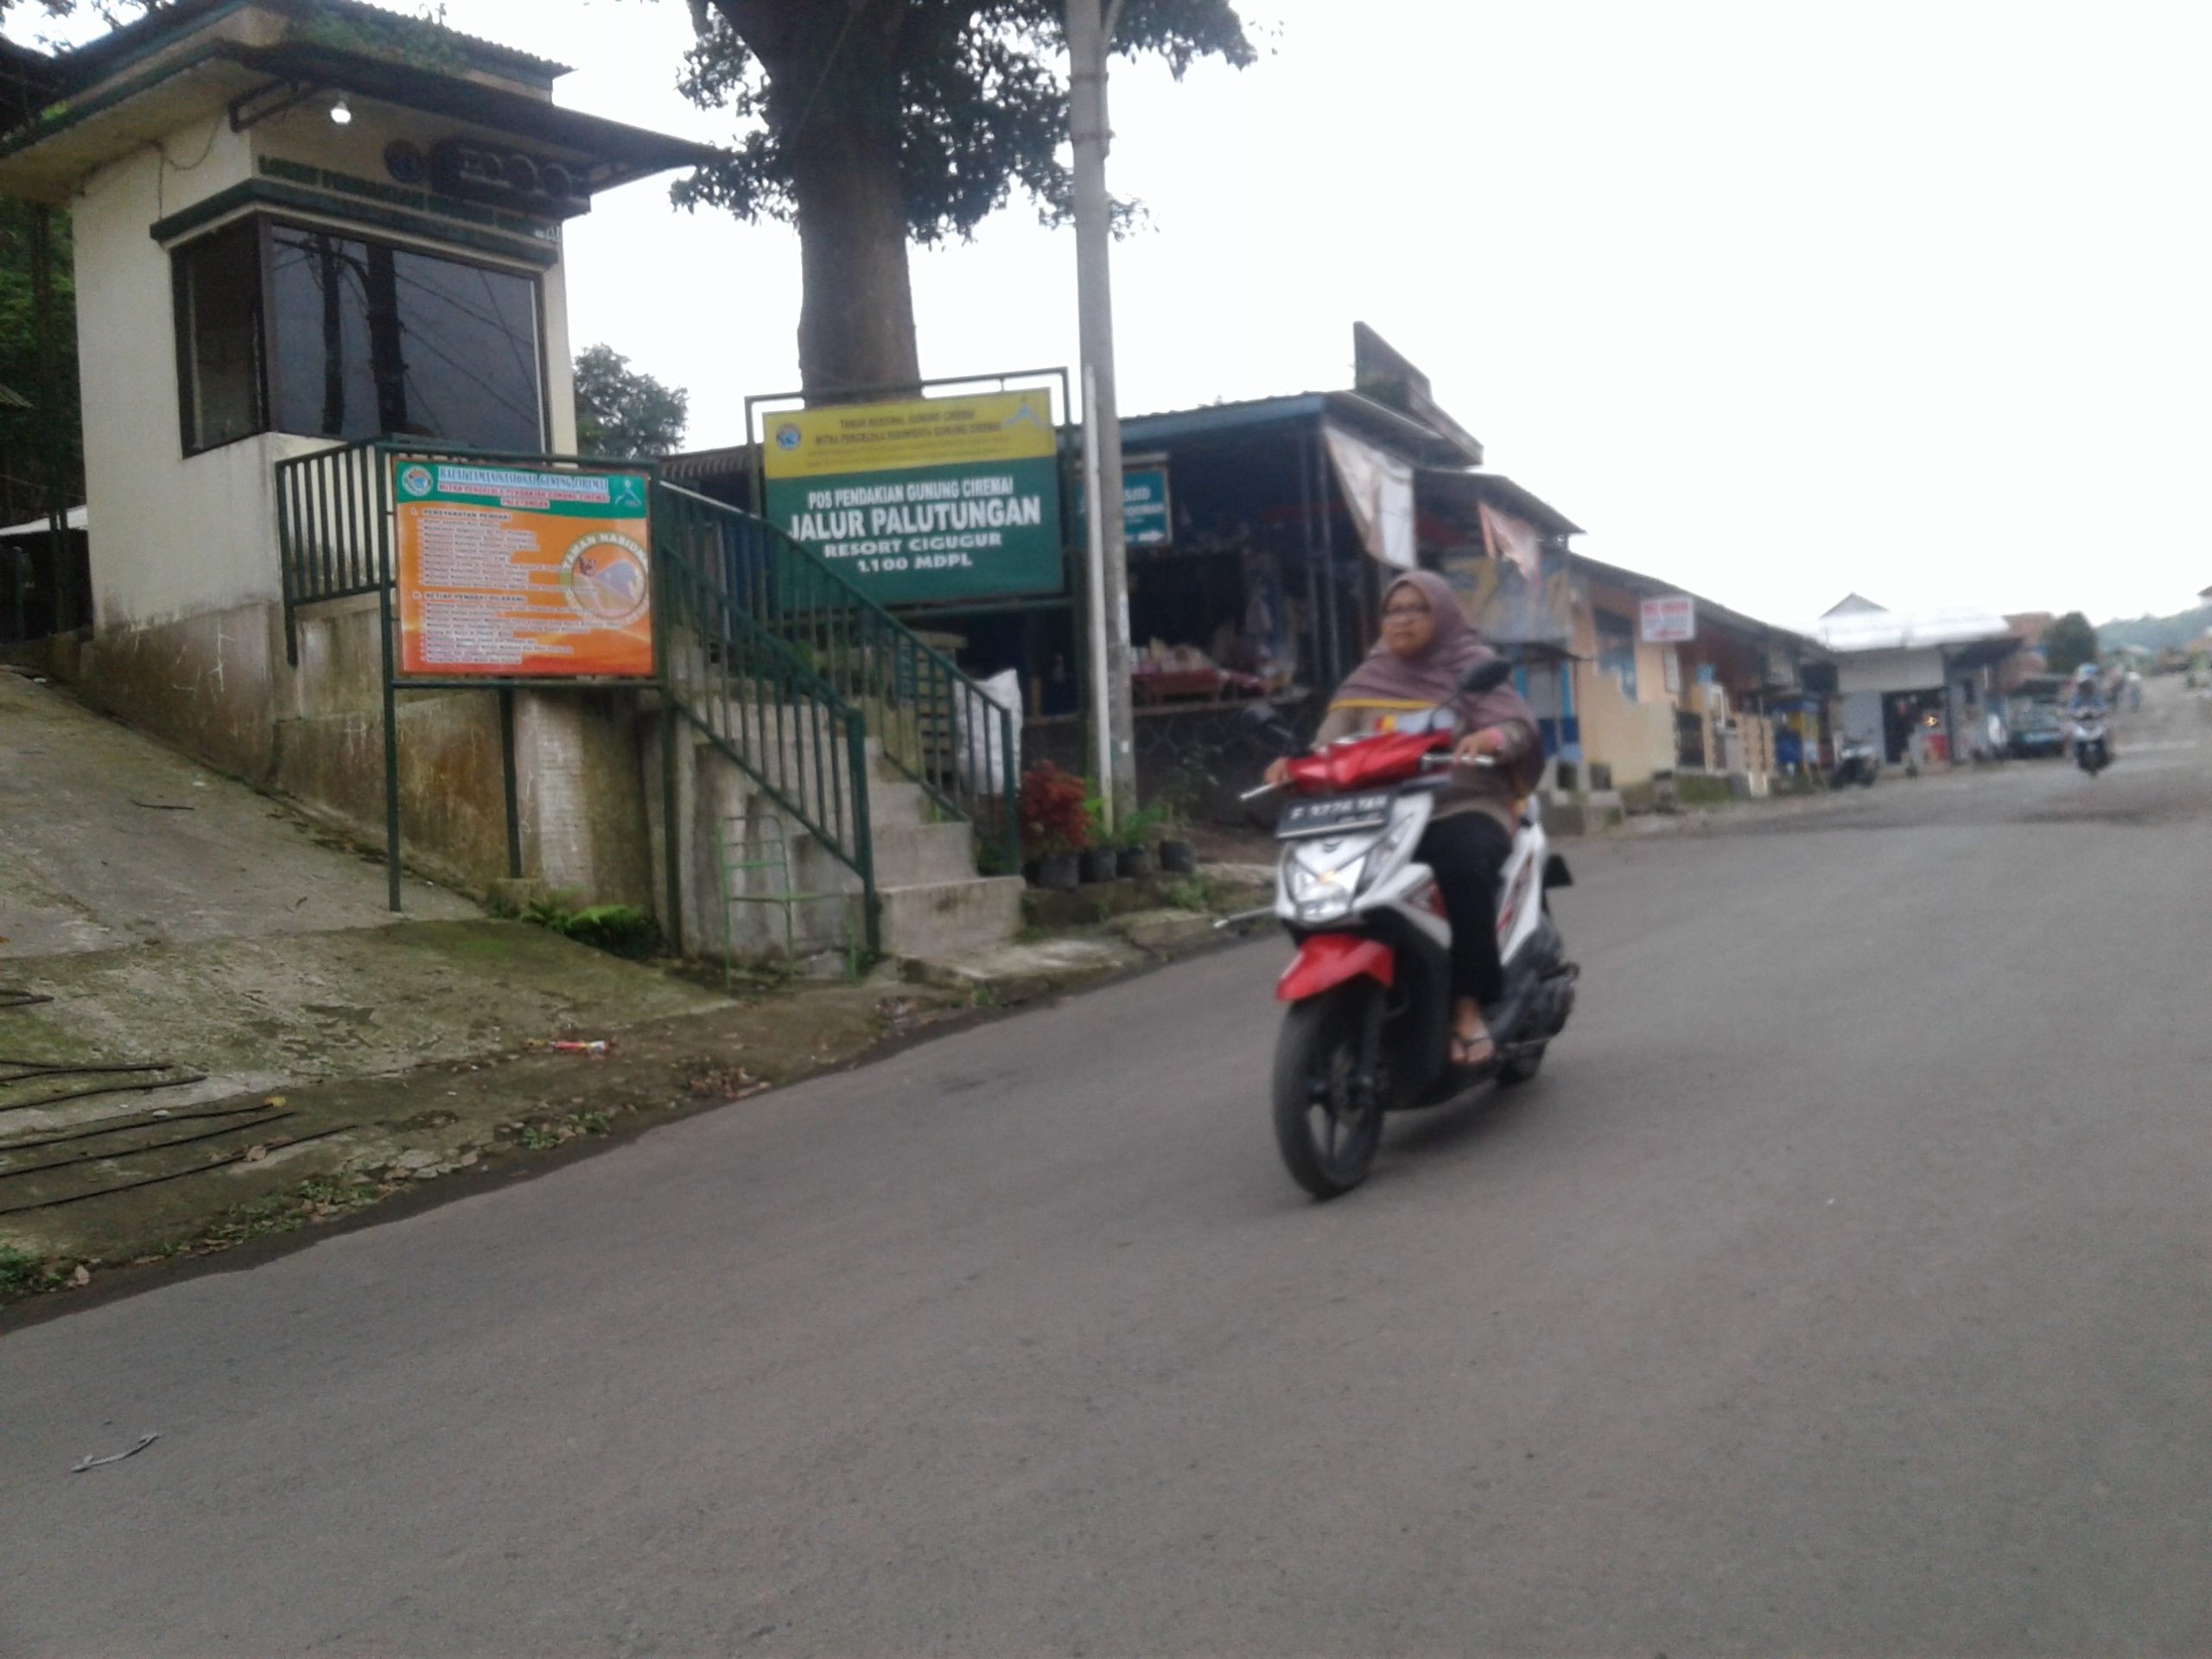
[788,112,918,400]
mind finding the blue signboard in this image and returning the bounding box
[1122,467,1170,548]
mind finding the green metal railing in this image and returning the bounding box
[652,483,1021,877]
[270,444,1018,956]
[652,495,880,951]
[275,436,391,663]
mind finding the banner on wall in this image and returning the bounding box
[1640,593,1697,644]
[391,460,653,678]
[1440,500,1573,645]
[1323,424,1416,569]
[761,388,1065,605]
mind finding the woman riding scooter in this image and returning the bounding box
[1265,570,1543,1067]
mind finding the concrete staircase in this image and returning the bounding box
[647,701,1024,969]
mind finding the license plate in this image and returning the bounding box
[1277,791,1395,838]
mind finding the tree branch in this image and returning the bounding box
[707,0,798,75]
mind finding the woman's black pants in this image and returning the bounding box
[1415,811,1515,1005]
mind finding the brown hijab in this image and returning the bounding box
[1332,569,1489,710]
[1330,569,1544,793]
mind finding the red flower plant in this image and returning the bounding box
[1017,761,1091,858]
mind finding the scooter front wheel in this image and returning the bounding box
[1273,984,1386,1200]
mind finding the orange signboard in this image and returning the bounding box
[391,460,654,679]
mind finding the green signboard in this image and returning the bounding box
[761,390,1065,606]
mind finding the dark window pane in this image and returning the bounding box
[385,250,542,450]
[176,222,264,450]
[264,226,543,452]
[266,226,379,442]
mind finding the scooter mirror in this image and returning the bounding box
[1239,702,1300,755]
[1459,657,1516,695]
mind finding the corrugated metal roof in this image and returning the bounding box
[667,388,1480,482]
[1794,605,2013,653]
[48,0,568,91]
[0,35,714,198]
[1121,390,1473,467]
[1571,550,1828,657]
[1420,469,1583,538]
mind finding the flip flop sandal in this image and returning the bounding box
[1451,1031,1497,1069]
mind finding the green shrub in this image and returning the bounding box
[1163,875,1228,912]
[519,895,664,960]
[0,1248,52,1300]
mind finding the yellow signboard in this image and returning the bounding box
[761,390,1058,480]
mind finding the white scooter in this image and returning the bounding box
[2072,702,2111,776]
[1241,658,1578,1199]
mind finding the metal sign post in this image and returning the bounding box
[371,446,658,912]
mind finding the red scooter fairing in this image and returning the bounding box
[1286,729,1451,793]
[1276,933,1395,1002]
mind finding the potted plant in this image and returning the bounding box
[1116,803,1163,877]
[1017,762,1088,891]
[1077,785,1119,884]
[1155,802,1198,874]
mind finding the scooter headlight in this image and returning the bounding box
[1287,844,1366,921]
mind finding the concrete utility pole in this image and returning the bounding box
[1067,0,1136,828]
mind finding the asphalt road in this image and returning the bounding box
[7,683,2210,1657]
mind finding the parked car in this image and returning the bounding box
[2006,697,2066,760]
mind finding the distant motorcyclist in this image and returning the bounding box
[2068,663,2108,715]
[2068,664,2111,760]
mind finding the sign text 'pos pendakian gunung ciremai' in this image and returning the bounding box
[391,460,654,679]
[761,389,1065,605]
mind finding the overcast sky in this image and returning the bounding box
[20,1,2211,625]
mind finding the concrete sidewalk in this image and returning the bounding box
[0,668,473,956]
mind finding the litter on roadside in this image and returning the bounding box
[72,1433,159,1473]
[549,1039,611,1056]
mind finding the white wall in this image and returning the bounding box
[1839,690,1883,744]
[73,100,582,631]
[72,128,269,628]
[1835,646,1947,697]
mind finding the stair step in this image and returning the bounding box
[691,716,913,787]
[868,820,980,887]
[690,730,929,817]
[877,875,1026,962]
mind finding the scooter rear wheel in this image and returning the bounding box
[1273,984,1386,1200]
